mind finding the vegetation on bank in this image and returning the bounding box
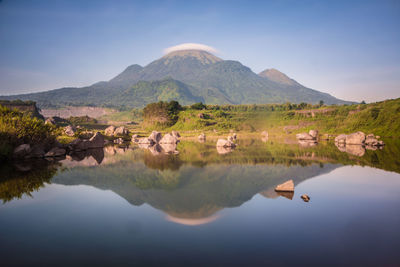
[0,105,55,160]
[137,98,400,137]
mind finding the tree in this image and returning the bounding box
[319,100,324,106]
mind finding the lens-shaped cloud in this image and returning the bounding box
[163,43,218,54]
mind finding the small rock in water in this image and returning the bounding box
[301,194,310,202]
[275,180,294,192]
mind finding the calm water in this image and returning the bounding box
[1,139,400,266]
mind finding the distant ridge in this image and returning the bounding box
[0,49,352,108]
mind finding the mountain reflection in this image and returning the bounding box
[1,139,399,225]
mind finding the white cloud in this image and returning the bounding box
[163,43,218,54]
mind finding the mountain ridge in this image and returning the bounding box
[0,49,353,108]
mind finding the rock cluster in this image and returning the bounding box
[334,131,384,156]
[132,131,180,154]
[104,125,129,137]
[12,132,106,160]
[296,130,318,146]
[216,135,237,154]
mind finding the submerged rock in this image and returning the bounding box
[301,194,310,202]
[275,180,294,192]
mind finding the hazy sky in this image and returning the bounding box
[0,0,399,102]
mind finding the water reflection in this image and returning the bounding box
[1,139,400,222]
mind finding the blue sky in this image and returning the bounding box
[0,0,399,102]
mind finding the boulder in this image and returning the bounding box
[45,147,66,157]
[296,133,315,140]
[159,133,179,144]
[261,131,269,137]
[334,134,347,144]
[104,126,116,136]
[216,139,235,148]
[13,144,31,159]
[149,131,162,143]
[87,132,105,148]
[64,125,76,137]
[345,131,365,145]
[171,131,181,138]
[227,135,235,142]
[301,194,310,202]
[308,130,318,139]
[275,180,295,192]
[114,126,129,136]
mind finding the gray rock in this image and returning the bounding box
[13,144,31,159]
[159,133,179,144]
[87,132,105,148]
[275,180,295,192]
[345,131,366,145]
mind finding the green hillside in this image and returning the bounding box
[0,50,351,108]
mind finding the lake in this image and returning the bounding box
[1,139,400,266]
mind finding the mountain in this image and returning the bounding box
[0,49,351,108]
